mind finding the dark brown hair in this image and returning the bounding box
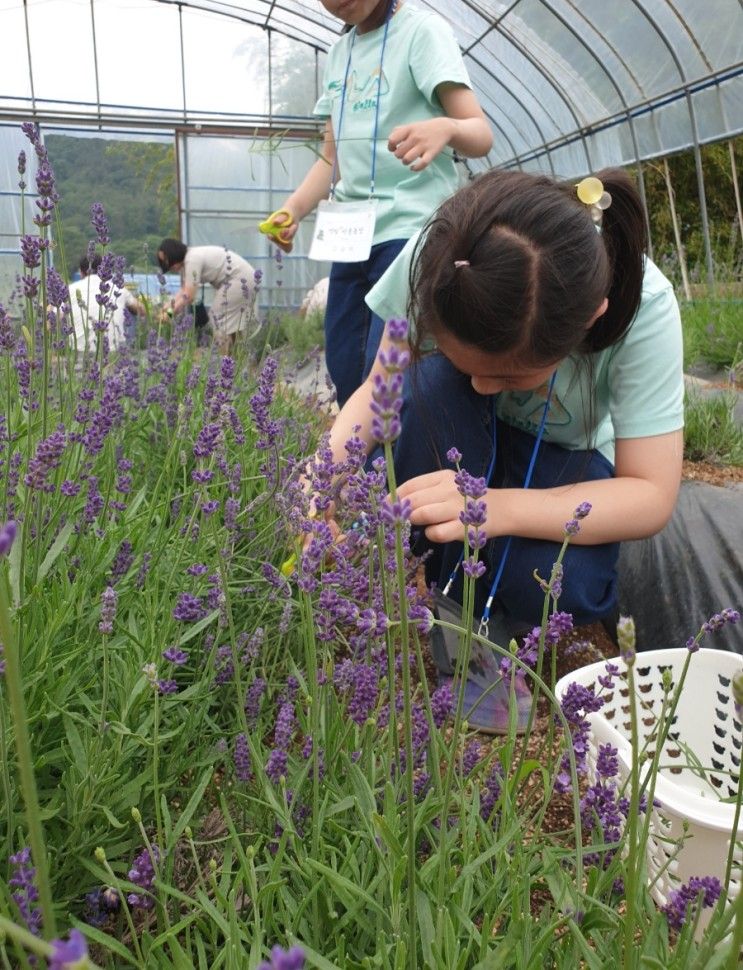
[79,254,101,276]
[157,238,187,273]
[408,167,647,366]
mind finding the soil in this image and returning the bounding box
[682,459,743,487]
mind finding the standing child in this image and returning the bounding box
[321,167,684,725]
[261,0,492,406]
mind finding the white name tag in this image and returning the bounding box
[309,198,377,263]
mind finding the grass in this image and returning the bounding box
[254,309,325,365]
[684,389,743,465]
[679,298,742,376]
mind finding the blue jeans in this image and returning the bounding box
[325,238,407,407]
[392,353,619,629]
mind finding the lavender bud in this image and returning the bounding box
[617,615,636,666]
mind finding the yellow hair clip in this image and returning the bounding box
[576,176,612,224]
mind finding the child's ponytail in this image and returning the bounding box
[583,167,647,353]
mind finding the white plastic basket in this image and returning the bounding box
[556,647,743,928]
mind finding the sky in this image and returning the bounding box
[0,0,325,125]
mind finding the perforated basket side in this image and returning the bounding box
[557,648,743,812]
[556,647,743,936]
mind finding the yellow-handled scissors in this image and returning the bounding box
[280,551,297,577]
[258,208,294,244]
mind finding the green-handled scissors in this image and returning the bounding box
[258,208,294,245]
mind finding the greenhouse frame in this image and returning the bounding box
[0,0,741,304]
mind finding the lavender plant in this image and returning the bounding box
[0,120,742,969]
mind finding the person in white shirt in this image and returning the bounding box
[69,255,144,353]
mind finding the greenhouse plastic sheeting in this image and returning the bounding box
[618,482,743,655]
[178,131,333,307]
[0,0,740,177]
[0,126,38,305]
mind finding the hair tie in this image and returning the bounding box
[453,259,470,268]
[576,176,612,226]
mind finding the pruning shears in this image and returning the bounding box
[258,208,294,247]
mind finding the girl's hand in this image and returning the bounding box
[387,118,455,172]
[397,469,482,543]
[260,209,297,253]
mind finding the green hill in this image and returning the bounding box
[46,134,178,279]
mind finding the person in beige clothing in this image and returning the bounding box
[157,238,257,355]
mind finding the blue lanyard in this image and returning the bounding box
[329,1,396,201]
[441,371,558,638]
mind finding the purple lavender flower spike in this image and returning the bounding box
[245,677,267,721]
[0,304,15,354]
[98,586,118,634]
[172,592,206,623]
[90,202,110,246]
[234,733,252,782]
[431,682,454,728]
[595,742,619,780]
[249,357,280,450]
[348,665,379,725]
[274,701,296,749]
[258,944,305,970]
[24,427,67,492]
[662,876,721,930]
[462,559,486,579]
[163,645,189,665]
[265,748,287,783]
[554,681,605,793]
[463,740,482,774]
[687,608,741,652]
[127,845,161,910]
[409,603,434,634]
[48,928,89,969]
[20,234,43,270]
[597,661,619,690]
[0,520,16,556]
[565,501,592,536]
[616,615,636,665]
[370,328,410,443]
[454,469,487,499]
[9,846,42,936]
[446,446,462,464]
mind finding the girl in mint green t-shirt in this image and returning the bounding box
[325,167,684,657]
[260,0,492,406]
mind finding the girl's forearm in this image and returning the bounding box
[490,476,678,545]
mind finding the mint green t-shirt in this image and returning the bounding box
[314,3,473,245]
[366,235,685,463]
